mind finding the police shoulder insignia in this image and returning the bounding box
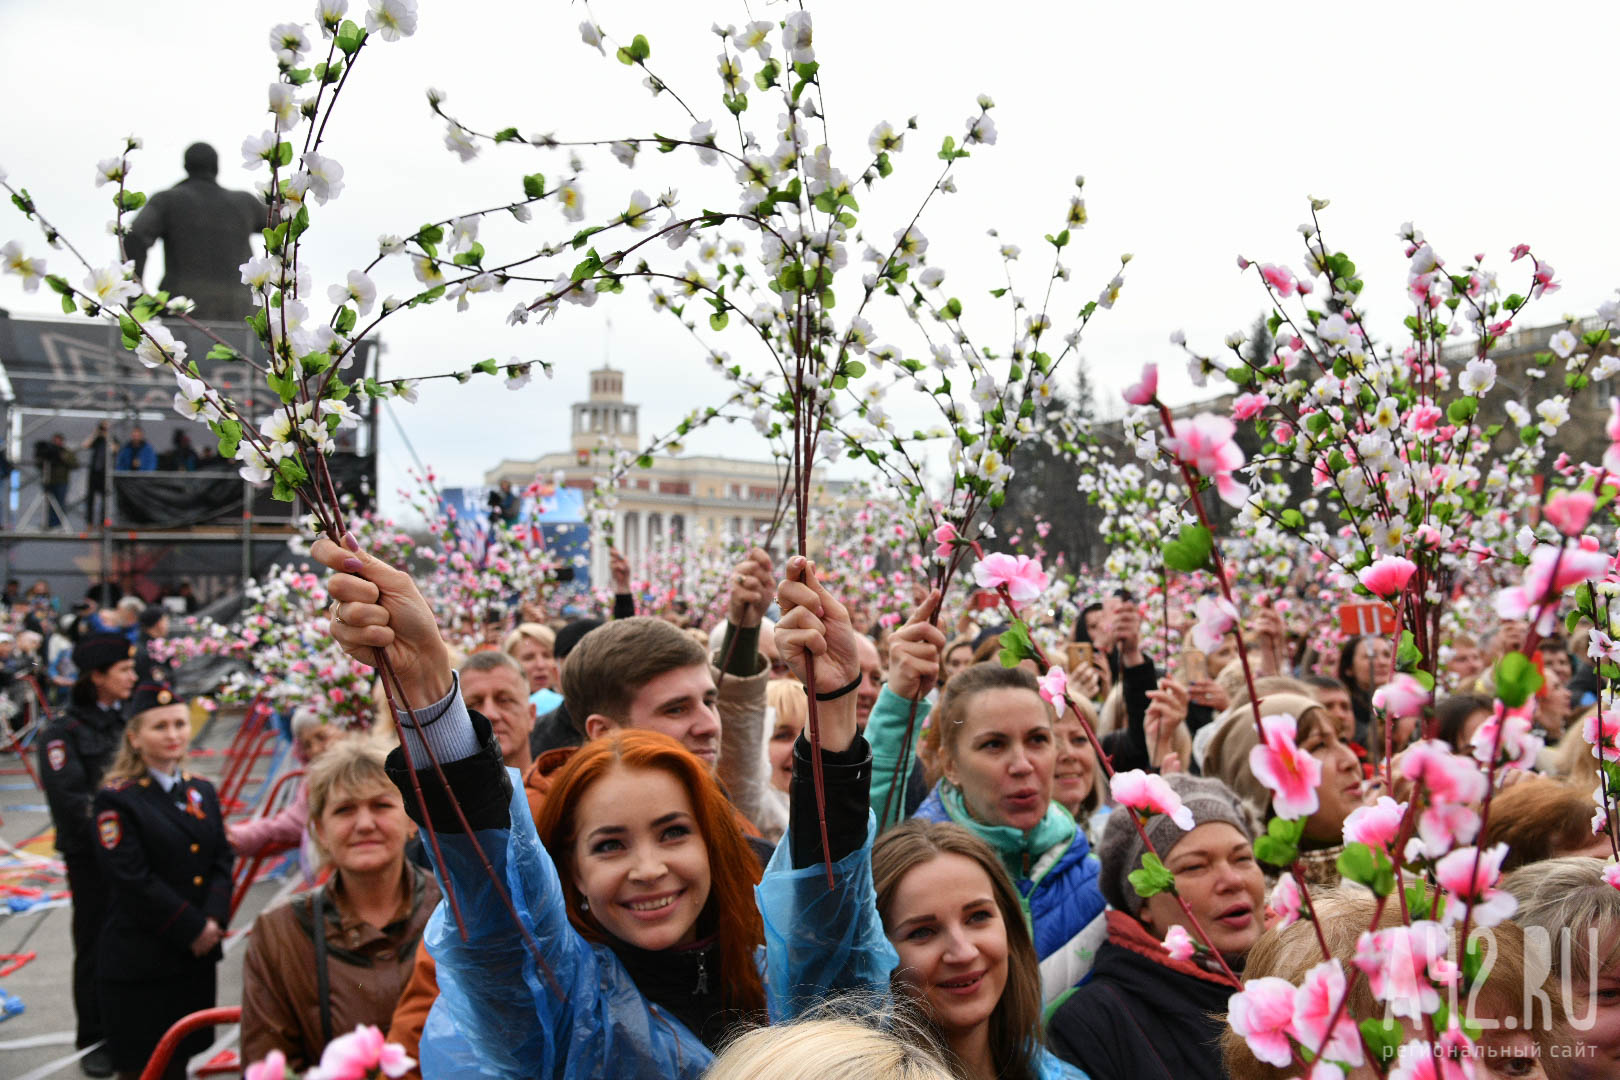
[46,740,66,771]
[97,810,121,849]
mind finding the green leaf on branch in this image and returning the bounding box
[1128,854,1176,900]
[1279,509,1305,530]
[1337,841,1395,897]
[472,358,498,376]
[997,621,1035,668]
[335,19,365,55]
[616,33,651,65]
[1360,1019,1403,1066]
[205,343,240,362]
[1161,524,1214,573]
[493,128,520,143]
[115,190,147,212]
[212,419,242,459]
[522,172,546,199]
[1405,882,1433,921]
[1493,651,1543,709]
[1396,629,1420,670]
[943,297,963,319]
[335,306,357,335]
[1448,397,1478,424]
[1253,816,1305,868]
[270,458,308,503]
[266,366,298,403]
[709,311,728,331]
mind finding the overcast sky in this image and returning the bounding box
[3,1,1617,520]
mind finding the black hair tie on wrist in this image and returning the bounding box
[813,671,865,702]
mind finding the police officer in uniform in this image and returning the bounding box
[37,633,137,1078]
[92,684,232,1080]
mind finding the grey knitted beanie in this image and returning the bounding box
[1097,772,1255,916]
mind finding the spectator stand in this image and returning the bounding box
[0,310,380,606]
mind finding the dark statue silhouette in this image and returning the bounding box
[124,143,265,323]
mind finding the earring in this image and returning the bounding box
[578,898,590,912]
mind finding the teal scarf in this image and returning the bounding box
[938,783,1076,885]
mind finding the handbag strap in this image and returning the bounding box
[313,887,334,1047]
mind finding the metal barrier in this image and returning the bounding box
[228,767,305,922]
[137,1006,240,1080]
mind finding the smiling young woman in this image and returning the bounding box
[872,821,1083,1080]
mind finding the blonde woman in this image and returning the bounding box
[705,1016,954,1080]
[501,621,561,711]
[92,685,232,1080]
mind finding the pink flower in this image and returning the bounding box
[1406,403,1442,438]
[1401,740,1488,805]
[1387,1038,1473,1080]
[1271,422,1294,443]
[1494,542,1613,633]
[1604,864,1620,891]
[1354,921,1453,1019]
[1543,489,1596,537]
[1435,844,1517,928]
[1111,769,1195,830]
[1037,666,1068,707]
[1293,960,1364,1067]
[1509,243,1531,262]
[878,612,901,629]
[1606,398,1620,473]
[1371,673,1430,719]
[932,522,959,560]
[1231,392,1269,421]
[1358,554,1417,599]
[1161,924,1195,962]
[1260,263,1297,297]
[1227,977,1296,1068]
[1247,712,1323,820]
[1343,796,1407,853]
[1123,363,1158,406]
[1267,872,1302,929]
[1163,413,1248,507]
[1470,702,1542,771]
[1190,595,1238,652]
[1584,708,1620,763]
[246,1051,287,1080]
[972,552,1049,604]
[308,1025,415,1080]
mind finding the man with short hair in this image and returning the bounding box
[458,651,535,777]
[1302,674,1356,743]
[114,428,157,472]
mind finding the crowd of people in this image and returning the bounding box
[29,538,1620,1080]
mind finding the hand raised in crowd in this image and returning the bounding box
[312,534,452,708]
[886,589,947,701]
[1106,596,1143,664]
[609,547,632,594]
[727,547,774,629]
[1245,602,1286,676]
[1144,677,1189,770]
[775,557,861,753]
[1070,658,1102,701]
[190,917,223,957]
[1188,678,1229,713]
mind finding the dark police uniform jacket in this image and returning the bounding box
[39,702,126,856]
[91,771,233,979]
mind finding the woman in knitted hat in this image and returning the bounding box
[1047,773,1264,1080]
[1200,693,1368,887]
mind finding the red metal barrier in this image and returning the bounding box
[218,729,279,814]
[138,1006,240,1080]
[228,767,305,921]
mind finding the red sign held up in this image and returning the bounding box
[1338,602,1397,636]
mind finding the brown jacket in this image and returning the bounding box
[241,862,439,1071]
[386,742,770,1072]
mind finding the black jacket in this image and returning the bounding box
[92,772,233,979]
[40,701,125,855]
[1048,911,1234,1080]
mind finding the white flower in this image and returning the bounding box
[1097,275,1123,309]
[299,152,343,203]
[365,0,417,41]
[411,256,443,285]
[966,113,997,145]
[241,131,279,170]
[1548,329,1579,359]
[1536,396,1570,435]
[444,123,479,163]
[134,322,186,369]
[1169,329,1186,346]
[621,189,655,230]
[868,121,904,155]
[395,379,420,404]
[919,266,945,289]
[558,179,585,222]
[84,261,140,311]
[378,234,404,255]
[579,21,604,54]
[315,0,349,36]
[268,83,302,132]
[505,364,532,390]
[783,11,814,64]
[236,444,274,485]
[1458,357,1496,396]
[1317,313,1352,347]
[240,255,282,290]
[0,240,46,291]
[322,399,359,428]
[688,121,719,165]
[94,157,127,187]
[327,269,376,315]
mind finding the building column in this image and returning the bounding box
[638,511,651,575]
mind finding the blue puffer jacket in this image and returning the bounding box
[913,785,1109,1003]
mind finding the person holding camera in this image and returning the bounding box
[37,433,78,528]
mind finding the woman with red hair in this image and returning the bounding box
[312,539,895,1079]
